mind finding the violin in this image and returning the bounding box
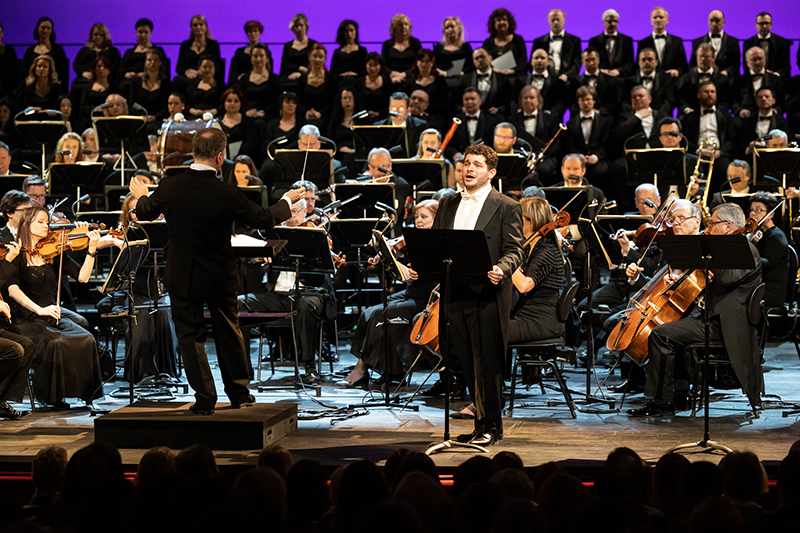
[35,223,123,260]
[409,285,440,354]
[748,200,784,244]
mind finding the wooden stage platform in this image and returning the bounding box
[1,339,799,473]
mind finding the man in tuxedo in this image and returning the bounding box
[130,128,306,415]
[628,202,762,415]
[678,44,732,115]
[637,7,687,77]
[610,86,663,207]
[691,10,740,78]
[574,47,622,118]
[525,49,568,118]
[0,142,10,177]
[623,48,675,117]
[456,48,512,117]
[588,9,636,78]
[739,87,789,158]
[447,87,500,159]
[359,147,410,207]
[373,92,428,158]
[508,85,561,185]
[412,143,523,445]
[409,89,445,136]
[733,47,784,118]
[564,86,613,188]
[653,117,698,198]
[680,80,734,190]
[532,9,582,81]
[710,160,755,208]
[0,190,31,244]
[132,135,160,173]
[743,12,791,80]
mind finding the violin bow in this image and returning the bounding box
[55,230,66,325]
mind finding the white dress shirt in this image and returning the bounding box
[709,31,724,57]
[639,70,654,93]
[465,110,481,142]
[635,110,655,143]
[548,32,565,72]
[454,182,492,230]
[605,32,618,59]
[698,106,720,146]
[749,68,764,93]
[476,68,491,100]
[652,32,667,62]
[530,69,548,91]
[580,110,596,145]
[523,111,538,137]
[756,110,772,139]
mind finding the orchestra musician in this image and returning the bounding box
[628,203,763,416]
[0,191,32,244]
[0,250,34,420]
[509,196,565,344]
[710,160,754,208]
[410,143,524,446]
[130,128,305,415]
[748,192,788,309]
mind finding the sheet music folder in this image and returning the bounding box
[403,228,493,285]
[230,234,286,258]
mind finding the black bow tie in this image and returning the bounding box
[606,34,617,39]
[654,35,666,40]
[585,74,597,79]
[552,34,563,41]
[524,113,537,120]
[759,37,770,42]
[477,73,490,79]
[758,115,772,121]
[710,34,721,39]
[465,115,479,122]
[752,73,763,80]
[641,75,653,81]
[581,116,593,122]
[532,74,545,80]
[702,109,715,115]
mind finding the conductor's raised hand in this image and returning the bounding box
[285,187,306,204]
[130,177,148,200]
[487,265,503,285]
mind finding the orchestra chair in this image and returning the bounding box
[508,281,581,419]
[765,245,800,358]
[685,283,767,415]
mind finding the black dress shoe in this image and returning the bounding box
[0,401,29,420]
[608,380,645,394]
[232,394,256,409]
[627,399,675,417]
[189,404,215,415]
[301,369,321,385]
[470,430,499,446]
[51,400,71,411]
[456,428,480,443]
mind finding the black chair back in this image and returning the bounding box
[557,281,581,323]
[786,245,798,305]
[748,283,767,326]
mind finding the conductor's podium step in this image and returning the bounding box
[94,400,297,450]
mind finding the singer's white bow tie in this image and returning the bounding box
[461,191,478,201]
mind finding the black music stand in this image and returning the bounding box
[0,175,29,197]
[755,148,800,224]
[93,116,148,186]
[626,148,687,194]
[403,227,494,454]
[594,214,654,266]
[273,149,334,193]
[391,159,447,190]
[351,124,407,159]
[496,153,529,193]
[14,111,70,178]
[335,183,396,219]
[657,234,757,455]
[239,185,266,206]
[49,162,106,210]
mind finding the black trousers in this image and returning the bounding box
[0,329,35,403]
[170,292,250,408]
[448,297,504,432]
[646,315,722,401]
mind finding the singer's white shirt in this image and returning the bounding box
[454,182,492,230]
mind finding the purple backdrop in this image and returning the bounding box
[4,1,799,84]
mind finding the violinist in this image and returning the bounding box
[0,191,31,244]
[341,199,439,388]
[749,192,788,308]
[238,179,334,385]
[628,203,763,416]
[5,206,103,410]
[509,196,565,343]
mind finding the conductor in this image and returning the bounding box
[130,128,306,415]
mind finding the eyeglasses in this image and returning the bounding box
[494,135,514,141]
[749,207,768,214]
[668,215,698,225]
[705,219,730,228]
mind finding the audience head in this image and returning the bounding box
[134,446,176,489]
[687,495,743,533]
[653,452,690,519]
[286,459,329,524]
[257,444,294,479]
[718,451,768,502]
[31,445,67,495]
[453,456,500,498]
[175,444,220,479]
[594,447,650,503]
[492,450,525,471]
[778,450,800,506]
[61,442,128,508]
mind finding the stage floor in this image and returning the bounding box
[2,338,799,470]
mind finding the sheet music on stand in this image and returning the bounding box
[351,124,407,160]
[231,233,287,259]
[99,240,150,294]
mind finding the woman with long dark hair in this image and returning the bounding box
[78,55,114,128]
[218,88,262,165]
[22,17,68,91]
[399,49,450,117]
[265,91,304,145]
[353,52,392,120]
[5,206,103,408]
[331,20,367,78]
[482,8,528,76]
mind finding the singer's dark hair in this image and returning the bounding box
[0,190,31,218]
[750,191,777,212]
[464,143,498,171]
[227,155,259,186]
